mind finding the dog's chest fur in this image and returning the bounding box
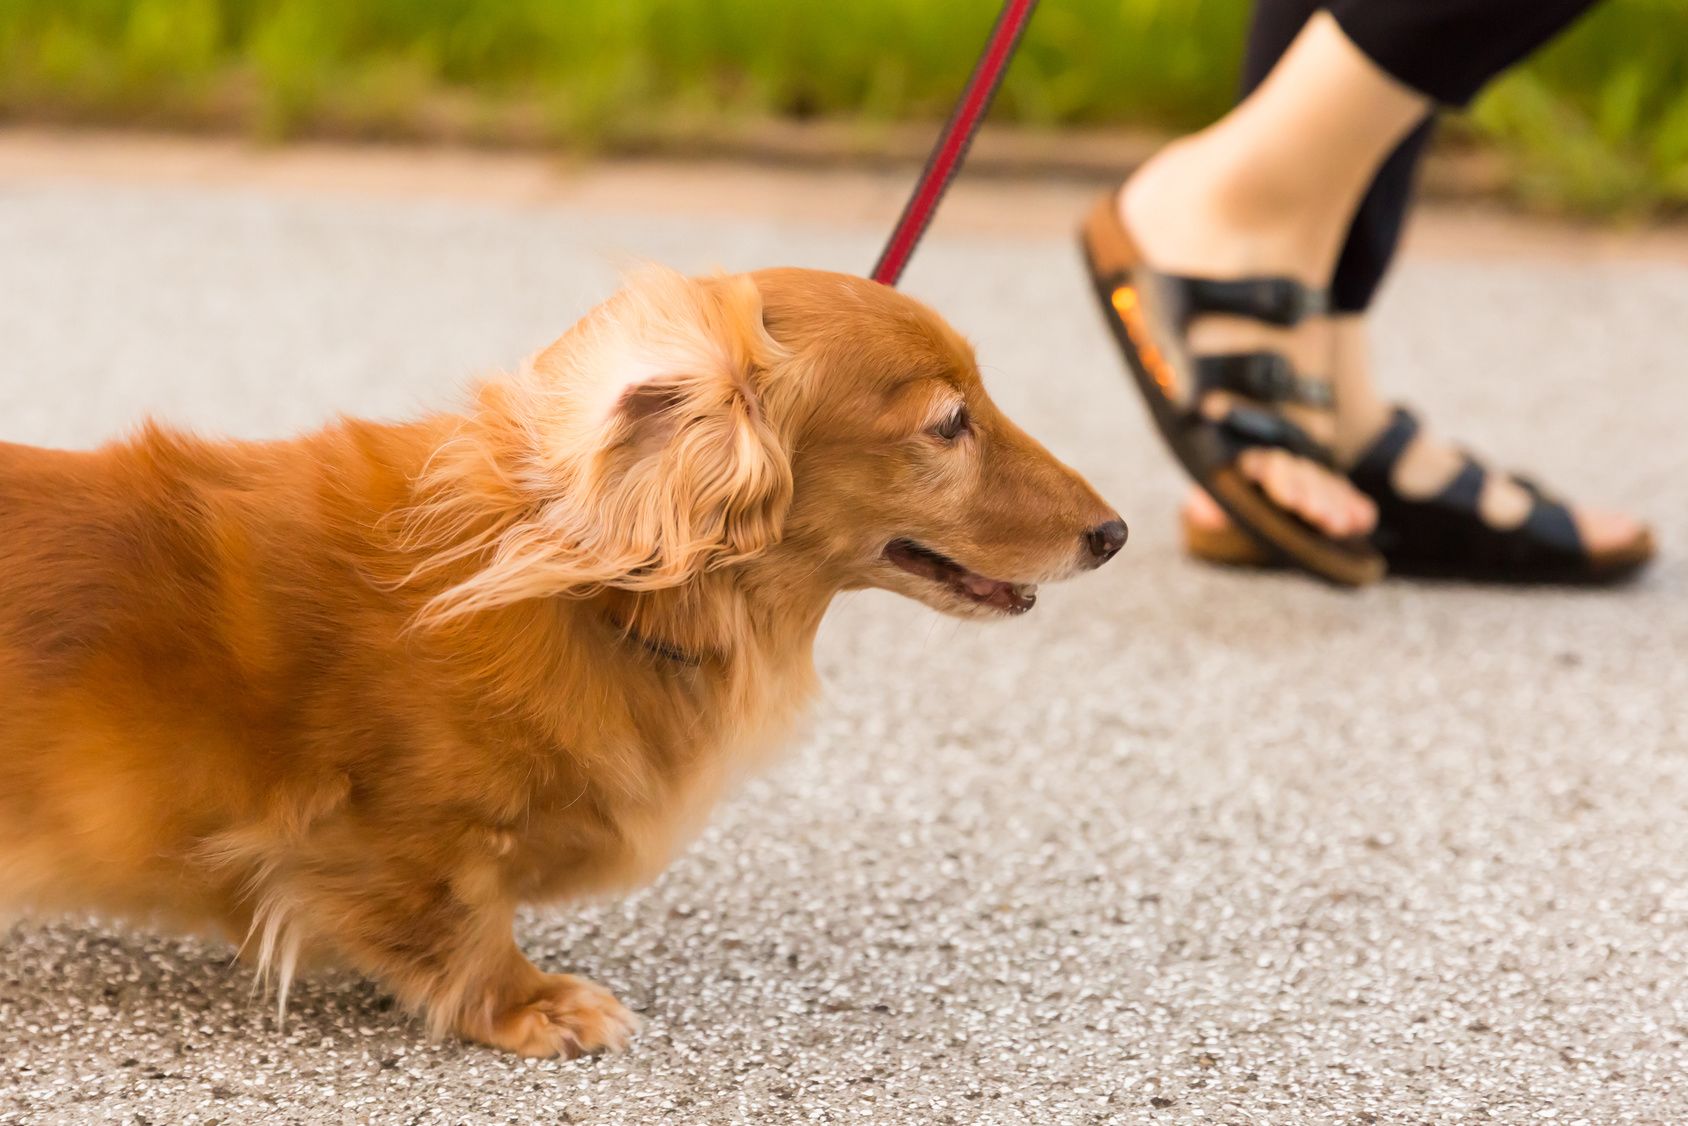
[404,610,821,906]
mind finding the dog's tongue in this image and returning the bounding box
[963,574,1038,613]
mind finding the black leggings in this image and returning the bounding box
[1243,0,1602,312]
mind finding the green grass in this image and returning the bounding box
[1,0,1685,216]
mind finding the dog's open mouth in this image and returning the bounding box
[883,539,1038,614]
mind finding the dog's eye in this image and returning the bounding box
[930,406,971,442]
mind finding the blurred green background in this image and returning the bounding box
[2,0,1685,216]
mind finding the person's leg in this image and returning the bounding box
[1327,0,1605,111]
[1226,0,1427,456]
[1316,0,1606,456]
[1154,0,1640,560]
[1238,0,1318,96]
[1119,10,1431,536]
[1317,0,1608,452]
[1123,11,1430,294]
[1323,120,1435,459]
[1164,0,1643,558]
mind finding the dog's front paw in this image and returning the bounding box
[481,974,641,1059]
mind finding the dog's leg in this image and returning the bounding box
[267,854,638,1058]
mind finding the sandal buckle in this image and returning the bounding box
[1256,279,1327,325]
[1256,354,1297,401]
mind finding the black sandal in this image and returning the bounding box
[1184,407,1656,584]
[1080,191,1385,587]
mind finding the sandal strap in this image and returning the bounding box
[1512,473,1567,507]
[1349,408,1586,565]
[1194,352,1335,409]
[1438,458,1486,512]
[1160,273,1330,328]
[1214,404,1335,468]
[1521,493,1583,555]
[1430,458,1584,559]
[1349,408,1422,482]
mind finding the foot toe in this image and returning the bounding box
[1183,486,1230,532]
[1577,507,1648,556]
[1237,448,1374,538]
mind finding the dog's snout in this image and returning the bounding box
[1083,519,1128,567]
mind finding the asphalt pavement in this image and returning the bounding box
[2,168,1687,1125]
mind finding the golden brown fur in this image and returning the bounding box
[0,266,1121,1056]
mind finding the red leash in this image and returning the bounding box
[871,0,1041,286]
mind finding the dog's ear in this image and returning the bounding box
[581,271,792,589]
[409,268,793,620]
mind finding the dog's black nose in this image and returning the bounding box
[1083,519,1129,566]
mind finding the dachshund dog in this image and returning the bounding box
[0,266,1125,1056]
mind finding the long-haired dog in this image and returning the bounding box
[0,266,1124,1056]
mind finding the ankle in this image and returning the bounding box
[1333,397,1394,466]
[1193,124,1338,234]
[1326,316,1395,464]
[1122,135,1344,282]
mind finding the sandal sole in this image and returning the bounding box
[1180,509,1656,585]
